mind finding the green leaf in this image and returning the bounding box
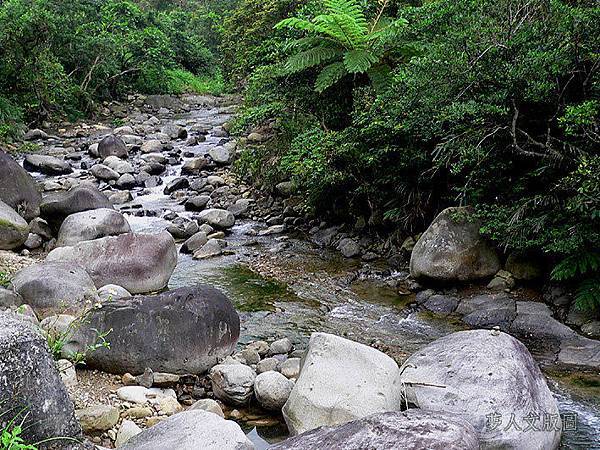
[343,49,378,73]
[283,47,342,74]
[315,62,348,92]
[367,64,393,94]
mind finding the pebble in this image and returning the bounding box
[117,386,148,404]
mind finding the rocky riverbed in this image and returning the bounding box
[0,93,598,449]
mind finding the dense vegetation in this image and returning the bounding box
[225,0,599,308]
[1,0,598,308]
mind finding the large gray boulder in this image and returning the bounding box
[282,333,403,436]
[271,410,479,450]
[40,184,112,232]
[98,135,128,159]
[400,330,561,449]
[0,150,42,220]
[410,207,500,281]
[254,371,294,411]
[121,410,253,450]
[0,200,29,250]
[0,314,82,447]
[47,232,177,294]
[197,208,235,229]
[23,154,72,175]
[63,285,240,374]
[56,208,131,247]
[11,261,98,319]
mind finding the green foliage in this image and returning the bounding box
[162,69,225,96]
[1,424,37,450]
[552,252,600,311]
[275,0,407,92]
[0,272,10,288]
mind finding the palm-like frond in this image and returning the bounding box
[367,64,393,94]
[324,0,368,31]
[283,46,342,73]
[275,17,317,32]
[315,61,347,92]
[343,48,378,73]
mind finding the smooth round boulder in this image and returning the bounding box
[11,261,98,318]
[255,371,294,411]
[271,410,479,450]
[98,134,128,159]
[0,314,82,445]
[0,150,42,220]
[181,231,208,254]
[97,284,131,301]
[400,330,561,449]
[104,155,134,174]
[210,364,256,406]
[23,154,72,175]
[47,232,177,294]
[56,208,131,247]
[410,207,501,281]
[0,200,29,250]
[91,164,120,181]
[63,285,240,374]
[120,410,253,450]
[197,208,235,229]
[40,184,113,232]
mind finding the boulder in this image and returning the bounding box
[76,405,119,432]
[0,314,82,446]
[11,261,98,319]
[209,147,231,165]
[0,150,42,220]
[140,140,164,154]
[56,208,131,247]
[47,232,177,294]
[400,330,561,449]
[0,287,22,308]
[23,154,72,175]
[282,333,403,436]
[115,420,142,448]
[91,164,120,181]
[98,284,131,301]
[337,238,360,258]
[120,410,253,450]
[163,177,189,195]
[181,231,208,254]
[181,158,208,175]
[98,135,128,159]
[64,285,240,374]
[0,200,29,250]
[189,399,224,417]
[409,207,500,281]
[271,410,479,450]
[197,208,235,229]
[254,371,294,411]
[185,195,210,211]
[161,124,187,140]
[40,184,112,232]
[210,363,256,406]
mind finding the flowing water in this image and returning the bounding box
[36,99,600,448]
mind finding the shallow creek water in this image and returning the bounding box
[35,101,599,448]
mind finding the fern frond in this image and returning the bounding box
[283,46,342,74]
[275,17,317,32]
[367,64,393,94]
[575,277,600,311]
[315,62,347,92]
[284,36,340,52]
[343,48,378,73]
[324,0,368,31]
[314,14,366,48]
[551,251,600,281]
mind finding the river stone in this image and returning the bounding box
[140,140,164,153]
[197,208,235,229]
[279,358,301,379]
[271,410,479,450]
[117,386,149,404]
[98,284,131,301]
[76,405,119,432]
[47,232,177,294]
[181,231,208,253]
[161,123,187,140]
[181,157,208,175]
[255,371,294,411]
[0,287,22,308]
[0,314,82,446]
[11,261,98,318]
[116,173,137,189]
[91,164,120,181]
[23,154,72,175]
[189,399,224,418]
[64,285,240,374]
[0,150,42,220]
[210,363,256,406]
[270,337,293,355]
[282,332,403,436]
[0,200,29,250]
[40,184,113,232]
[193,238,225,259]
[163,177,189,194]
[185,195,210,211]
[409,207,501,281]
[257,357,279,374]
[115,420,142,448]
[56,208,131,247]
[209,146,231,165]
[337,238,360,258]
[400,329,561,449]
[98,135,128,158]
[120,410,253,450]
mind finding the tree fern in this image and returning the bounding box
[275,0,405,93]
[552,251,600,310]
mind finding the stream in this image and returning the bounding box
[32,97,600,448]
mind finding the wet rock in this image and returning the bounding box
[76,405,119,432]
[0,287,22,308]
[40,184,112,232]
[116,173,137,189]
[109,191,133,205]
[98,284,131,301]
[197,208,235,229]
[0,315,82,445]
[120,410,253,450]
[581,321,600,339]
[271,410,479,450]
[98,135,128,159]
[209,147,231,165]
[65,285,240,374]
[557,336,600,370]
[509,301,575,343]
[57,208,131,247]
[279,358,301,379]
[189,399,224,418]
[0,200,29,250]
[0,150,42,220]
[163,177,189,195]
[257,357,279,374]
[91,164,120,181]
[400,329,561,449]
[185,195,210,211]
[270,337,293,355]
[410,207,500,282]
[161,124,187,140]
[337,238,360,258]
[228,199,251,217]
[181,157,208,175]
[210,364,256,406]
[120,134,143,146]
[283,333,402,435]
[104,155,134,174]
[11,261,98,318]
[24,154,72,175]
[423,294,459,315]
[181,231,208,254]
[255,371,294,411]
[140,140,164,154]
[47,231,177,294]
[115,420,142,448]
